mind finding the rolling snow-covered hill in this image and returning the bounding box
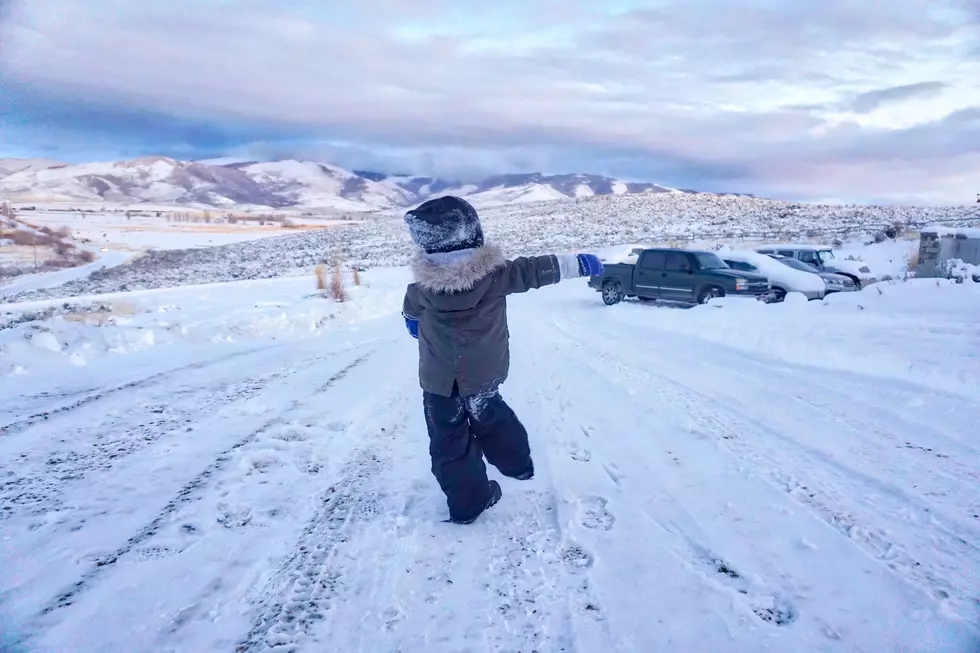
[0,157,403,211]
[0,156,682,212]
[378,172,680,210]
[232,160,412,211]
[0,158,65,179]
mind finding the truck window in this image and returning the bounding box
[777,250,795,257]
[694,252,728,270]
[664,252,692,272]
[726,260,753,272]
[799,250,820,264]
[639,251,667,270]
[817,249,835,262]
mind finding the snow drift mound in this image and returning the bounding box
[0,270,409,377]
[645,278,980,396]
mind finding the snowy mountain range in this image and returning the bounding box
[0,156,683,212]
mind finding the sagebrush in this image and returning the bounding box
[329,261,348,302]
[314,264,328,291]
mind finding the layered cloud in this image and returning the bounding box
[2,0,978,203]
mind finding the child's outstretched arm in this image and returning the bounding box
[494,253,604,296]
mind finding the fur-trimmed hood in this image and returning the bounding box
[411,244,506,294]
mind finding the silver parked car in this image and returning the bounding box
[756,244,875,288]
[767,255,858,294]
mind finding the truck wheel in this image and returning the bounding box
[771,287,787,303]
[697,286,724,304]
[602,281,624,305]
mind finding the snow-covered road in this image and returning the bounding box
[1,281,978,653]
[0,250,132,298]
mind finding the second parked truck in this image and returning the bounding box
[588,248,771,305]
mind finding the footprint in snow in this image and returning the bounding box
[570,448,592,463]
[559,542,594,569]
[579,496,615,531]
[127,545,183,562]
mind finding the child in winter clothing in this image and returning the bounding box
[401,196,604,524]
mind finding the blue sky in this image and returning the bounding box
[1,0,979,203]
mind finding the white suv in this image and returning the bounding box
[756,245,875,288]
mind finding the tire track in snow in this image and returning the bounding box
[0,345,277,436]
[0,353,331,521]
[641,504,798,626]
[719,355,980,528]
[234,446,392,653]
[491,383,615,653]
[518,373,632,652]
[633,334,980,529]
[232,384,411,653]
[29,350,376,625]
[531,355,798,635]
[481,489,593,653]
[233,387,592,653]
[549,322,980,625]
[251,381,598,653]
[57,343,406,653]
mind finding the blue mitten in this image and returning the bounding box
[403,313,419,339]
[577,254,604,277]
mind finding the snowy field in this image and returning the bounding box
[1,263,978,653]
[14,209,355,252]
[6,190,975,305]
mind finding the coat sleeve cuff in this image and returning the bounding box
[555,253,581,280]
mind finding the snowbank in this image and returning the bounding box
[0,268,410,377]
[921,225,980,238]
[945,258,980,282]
[835,238,918,280]
[577,278,980,397]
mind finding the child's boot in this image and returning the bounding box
[449,480,502,524]
[514,459,534,480]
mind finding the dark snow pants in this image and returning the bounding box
[423,383,532,522]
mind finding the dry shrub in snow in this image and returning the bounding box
[62,301,138,326]
[4,230,38,246]
[314,264,328,291]
[352,266,361,287]
[906,249,919,272]
[329,261,348,302]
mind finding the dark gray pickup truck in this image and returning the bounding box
[588,248,771,305]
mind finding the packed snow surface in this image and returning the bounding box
[1,267,978,653]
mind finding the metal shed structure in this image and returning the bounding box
[916,226,980,278]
